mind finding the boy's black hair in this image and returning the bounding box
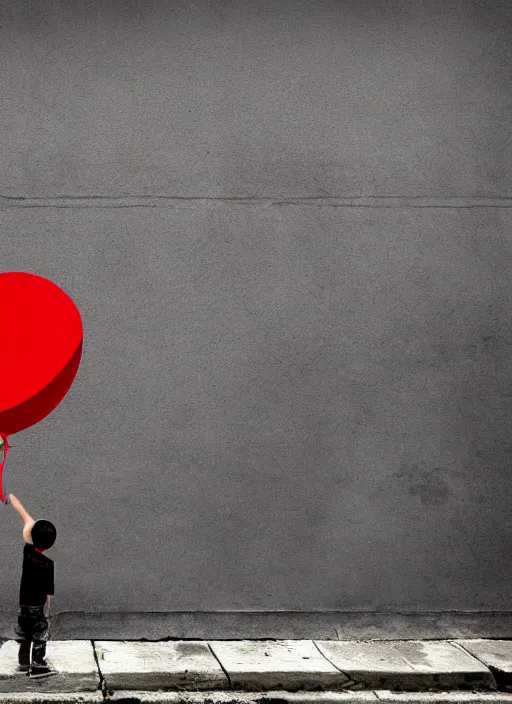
[31,520,56,551]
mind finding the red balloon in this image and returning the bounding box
[0,272,83,503]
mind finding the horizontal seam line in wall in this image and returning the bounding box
[1,195,512,209]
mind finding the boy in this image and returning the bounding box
[9,493,57,679]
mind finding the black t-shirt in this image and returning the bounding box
[19,542,54,607]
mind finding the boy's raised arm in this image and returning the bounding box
[9,495,35,542]
[9,494,33,524]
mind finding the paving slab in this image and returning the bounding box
[106,691,377,703]
[315,641,495,692]
[454,641,512,690]
[0,641,100,693]
[208,640,352,692]
[95,641,229,692]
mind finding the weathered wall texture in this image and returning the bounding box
[1,0,511,615]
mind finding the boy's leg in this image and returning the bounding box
[18,640,31,669]
[31,639,47,665]
[15,608,31,670]
[26,607,49,667]
[15,607,30,638]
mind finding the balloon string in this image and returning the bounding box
[0,433,10,504]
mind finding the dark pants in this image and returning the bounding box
[15,605,49,666]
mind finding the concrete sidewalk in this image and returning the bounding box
[0,639,512,702]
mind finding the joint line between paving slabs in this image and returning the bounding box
[449,639,487,663]
[206,641,233,689]
[448,640,500,690]
[91,639,109,699]
[311,640,358,690]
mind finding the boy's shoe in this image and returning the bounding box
[29,663,57,679]
[17,664,29,672]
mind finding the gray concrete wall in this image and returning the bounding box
[1,0,511,618]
